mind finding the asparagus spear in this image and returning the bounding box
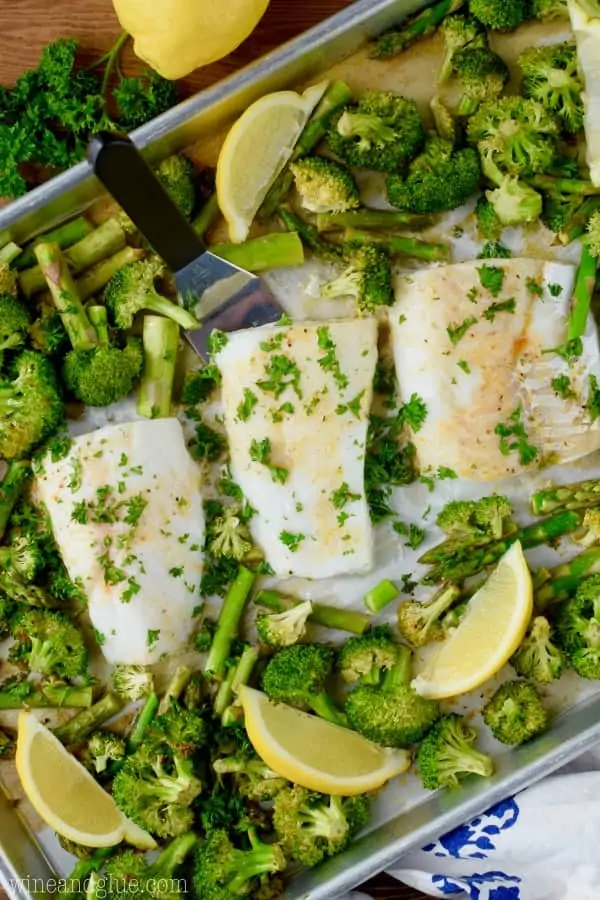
[422,510,586,584]
[255,588,370,634]
[77,246,145,301]
[34,242,98,351]
[364,579,399,613]
[192,193,221,240]
[316,209,430,232]
[214,644,259,719]
[158,665,193,715]
[21,219,126,298]
[529,176,600,196]
[53,692,124,746]
[210,232,305,272]
[127,691,159,753]
[259,80,353,219]
[0,681,93,710]
[0,243,21,266]
[14,217,93,271]
[278,207,343,261]
[567,243,598,341]
[531,478,600,516]
[60,849,116,900]
[345,228,450,262]
[535,547,600,609]
[204,566,256,680]
[559,196,600,245]
[370,0,466,59]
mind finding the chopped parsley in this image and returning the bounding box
[146,629,160,648]
[208,330,228,355]
[467,285,479,304]
[257,354,302,399]
[271,401,295,422]
[548,283,563,297]
[67,457,82,493]
[169,566,184,578]
[447,316,477,346]
[477,264,504,297]
[551,374,575,400]
[457,359,471,374]
[483,298,516,322]
[399,393,427,432]
[249,437,288,484]
[237,388,258,422]
[122,577,141,603]
[365,412,418,522]
[181,364,221,406]
[189,421,227,462]
[546,337,583,365]
[526,276,544,298]
[400,573,417,594]
[494,405,538,466]
[336,390,365,419]
[393,521,426,550]
[279,531,305,552]
[419,473,436,492]
[316,326,348,390]
[587,374,600,421]
[437,466,458,480]
[330,482,361,510]
[260,332,285,352]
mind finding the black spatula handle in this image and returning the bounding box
[87,131,205,273]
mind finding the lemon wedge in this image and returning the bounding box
[217,82,327,243]
[412,541,533,700]
[240,686,410,795]
[16,711,156,849]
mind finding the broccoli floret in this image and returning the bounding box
[475,195,504,240]
[436,495,513,540]
[386,137,481,213]
[417,713,494,789]
[290,156,360,214]
[213,748,288,801]
[482,680,548,745]
[438,13,488,84]
[208,506,254,562]
[477,241,512,259]
[397,584,462,647]
[571,508,600,548]
[510,616,566,683]
[452,47,509,116]
[0,531,44,582]
[468,97,560,178]
[149,703,208,756]
[28,308,69,356]
[273,786,370,867]
[261,643,346,726]
[441,601,469,634]
[0,350,64,460]
[519,43,584,134]
[469,0,531,30]
[156,155,196,219]
[327,90,425,173]
[486,174,543,226]
[82,730,126,774]
[337,625,399,684]
[63,306,143,407]
[255,600,312,648]
[0,293,30,359]
[192,827,286,900]
[103,257,198,331]
[0,264,17,298]
[345,643,439,747]
[0,596,15,640]
[532,0,569,18]
[9,609,87,679]
[555,575,600,679]
[586,211,600,259]
[320,244,394,313]
[104,833,197,899]
[112,665,154,701]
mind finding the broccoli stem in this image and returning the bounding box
[21,219,126,298]
[192,193,221,240]
[535,547,600,609]
[128,690,159,752]
[370,0,466,59]
[0,242,22,266]
[278,208,343,261]
[0,683,93,709]
[147,831,197,876]
[316,209,428,232]
[158,666,193,715]
[76,247,145,301]
[529,175,600,196]
[0,460,30,540]
[59,849,115,900]
[567,243,598,341]
[260,80,354,218]
[364,579,399,613]
[531,479,600,515]
[204,566,257,679]
[255,588,370,634]
[209,232,304,272]
[53,692,124,746]
[308,692,348,726]
[14,218,93,271]
[34,243,98,351]
[559,197,600,245]
[214,664,237,718]
[344,228,450,262]
[137,315,179,420]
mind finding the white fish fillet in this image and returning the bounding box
[568,0,600,186]
[390,258,600,481]
[34,419,205,665]
[216,318,378,578]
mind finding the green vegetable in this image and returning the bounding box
[397,583,462,647]
[477,241,512,259]
[0,350,63,458]
[214,644,259,721]
[417,713,494,789]
[111,665,154,701]
[510,616,566,683]
[128,691,159,753]
[345,643,439,747]
[204,566,256,680]
[327,90,425,173]
[364,579,399,613]
[468,97,560,178]
[555,574,600,678]
[208,506,255,562]
[278,207,343,263]
[337,625,399,684]
[54,693,124,746]
[0,677,92,709]
[210,232,305,272]
[255,588,370,634]
[101,834,197,900]
[290,156,360,214]
[0,460,31,540]
[435,495,514,542]
[137,315,179,420]
[82,731,126,775]
[452,47,509,116]
[0,293,30,364]
[212,741,287,801]
[261,643,347,726]
[345,228,451,262]
[13,218,93,271]
[192,827,286,899]
[316,209,428,231]
[469,0,530,30]
[155,155,196,219]
[438,13,488,84]
[531,477,600,516]
[567,244,598,342]
[9,608,87,680]
[103,257,198,331]
[371,0,466,59]
[531,0,569,17]
[256,599,313,647]
[519,43,584,134]
[475,195,504,240]
[320,244,394,313]
[386,136,482,212]
[34,242,98,351]
[482,680,548,745]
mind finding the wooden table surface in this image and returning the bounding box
[0,2,429,898]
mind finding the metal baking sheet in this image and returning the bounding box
[2,2,600,899]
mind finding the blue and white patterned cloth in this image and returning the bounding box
[343,748,600,900]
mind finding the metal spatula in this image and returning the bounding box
[87,131,285,359]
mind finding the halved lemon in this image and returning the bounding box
[412,540,533,700]
[240,686,410,795]
[16,711,156,849]
[216,82,327,243]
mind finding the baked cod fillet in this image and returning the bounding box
[34,419,205,665]
[216,318,378,578]
[390,258,600,481]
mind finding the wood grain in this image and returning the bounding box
[0,1,427,897]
